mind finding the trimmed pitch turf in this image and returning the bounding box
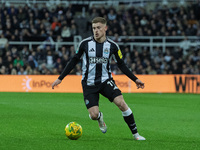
[0,92,199,150]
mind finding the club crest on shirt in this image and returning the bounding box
[104,48,109,55]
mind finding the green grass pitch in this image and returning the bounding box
[0,92,199,150]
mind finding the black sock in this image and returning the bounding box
[122,108,138,134]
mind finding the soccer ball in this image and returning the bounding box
[65,122,82,140]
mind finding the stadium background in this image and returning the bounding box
[0,1,199,150]
[0,0,199,93]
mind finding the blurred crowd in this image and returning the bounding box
[0,1,200,75]
[89,2,200,37]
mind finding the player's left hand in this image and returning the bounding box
[52,79,62,89]
[135,79,145,89]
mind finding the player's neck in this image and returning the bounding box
[94,36,106,43]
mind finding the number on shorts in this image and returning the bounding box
[107,80,119,90]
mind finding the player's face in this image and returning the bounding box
[92,22,107,42]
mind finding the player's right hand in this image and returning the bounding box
[135,79,145,89]
[52,79,62,89]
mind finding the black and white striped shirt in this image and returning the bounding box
[59,36,137,86]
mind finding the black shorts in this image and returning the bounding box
[81,78,122,109]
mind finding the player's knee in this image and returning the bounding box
[117,101,128,111]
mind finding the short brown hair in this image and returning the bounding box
[92,17,107,25]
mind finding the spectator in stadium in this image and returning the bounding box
[11,68,17,75]
[61,25,71,38]
[24,64,32,74]
[98,6,107,18]
[0,34,8,49]
[13,56,24,67]
[18,66,27,75]
[51,16,61,35]
[0,65,6,74]
[39,63,48,75]
[35,46,45,64]
[107,8,117,21]
[28,54,38,69]
[70,24,78,36]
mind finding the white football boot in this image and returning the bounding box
[98,112,107,133]
[133,133,146,140]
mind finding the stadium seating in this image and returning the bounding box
[0,0,199,75]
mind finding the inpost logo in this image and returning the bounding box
[22,76,32,92]
[22,76,54,92]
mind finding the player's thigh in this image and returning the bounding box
[100,79,122,102]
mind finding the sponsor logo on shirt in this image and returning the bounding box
[89,57,108,64]
[89,48,95,52]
